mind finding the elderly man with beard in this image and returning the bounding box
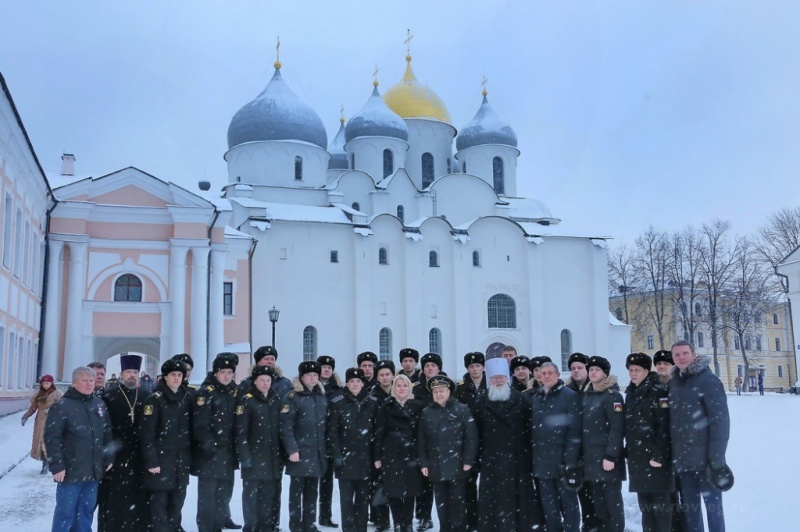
[472,358,535,531]
[98,354,151,532]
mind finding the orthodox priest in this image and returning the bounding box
[98,353,151,531]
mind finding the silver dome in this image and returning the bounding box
[456,95,517,151]
[328,120,348,170]
[345,87,409,142]
[227,67,327,150]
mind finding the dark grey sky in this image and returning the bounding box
[2,0,799,246]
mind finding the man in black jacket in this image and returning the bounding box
[140,359,193,532]
[45,366,114,532]
[236,365,284,532]
[509,355,532,392]
[357,351,379,391]
[411,353,442,530]
[193,352,241,532]
[398,348,421,384]
[317,355,342,529]
[669,340,730,532]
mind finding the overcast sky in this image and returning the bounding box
[2,1,799,246]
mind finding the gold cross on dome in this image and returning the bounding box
[404,29,414,55]
[276,36,281,61]
[482,76,488,96]
[373,65,379,86]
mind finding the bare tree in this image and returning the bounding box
[635,226,672,351]
[699,221,738,376]
[608,244,638,323]
[668,226,704,345]
[756,207,800,292]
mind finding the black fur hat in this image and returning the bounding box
[420,352,443,370]
[213,353,238,373]
[161,359,186,377]
[345,367,366,383]
[171,353,194,369]
[530,356,552,370]
[252,365,276,380]
[653,350,674,365]
[626,352,652,371]
[510,355,531,373]
[375,359,396,374]
[317,355,336,370]
[357,351,378,365]
[298,361,321,377]
[586,356,611,376]
[254,345,278,363]
[463,352,485,368]
[567,352,588,369]
[399,348,420,363]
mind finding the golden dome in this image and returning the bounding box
[383,56,451,124]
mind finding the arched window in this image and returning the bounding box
[350,153,355,169]
[488,293,516,329]
[560,329,572,371]
[472,250,481,267]
[422,152,434,188]
[379,328,392,360]
[352,202,360,212]
[114,274,142,302]
[429,250,439,267]
[773,313,779,325]
[383,149,394,178]
[379,247,388,265]
[463,161,467,174]
[429,328,442,355]
[303,326,317,361]
[492,157,504,194]
[294,156,303,180]
[396,205,405,223]
[745,334,751,351]
[694,302,702,317]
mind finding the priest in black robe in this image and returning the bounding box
[98,353,151,531]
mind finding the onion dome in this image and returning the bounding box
[456,93,517,151]
[227,64,327,150]
[383,55,451,124]
[345,84,409,142]
[328,116,348,170]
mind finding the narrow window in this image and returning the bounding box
[429,328,442,355]
[379,247,388,265]
[779,365,784,378]
[447,159,452,174]
[13,208,22,276]
[0,325,5,389]
[695,302,702,317]
[294,156,303,180]
[773,313,779,325]
[734,336,740,350]
[737,365,742,376]
[303,326,317,361]
[223,282,233,315]
[383,149,393,178]
[22,221,30,285]
[2,194,12,268]
[776,338,781,351]
[330,250,339,263]
[7,331,15,389]
[472,251,481,267]
[492,157,505,194]
[429,250,439,267]
[488,294,516,328]
[114,274,143,302]
[396,205,404,223]
[560,329,572,371]
[379,328,392,360]
[697,332,704,348]
[756,335,762,350]
[745,335,751,351]
[422,152,434,188]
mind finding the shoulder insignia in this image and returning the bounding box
[188,384,197,389]
[144,404,154,416]
[153,391,162,398]
[244,393,253,399]
[281,404,291,414]
[196,396,206,406]
[235,405,245,415]
[206,385,215,392]
[331,396,343,403]
[613,402,623,413]
[659,397,669,409]
[369,395,378,401]
[458,380,464,385]
[288,391,296,399]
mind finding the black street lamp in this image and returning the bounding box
[269,306,280,348]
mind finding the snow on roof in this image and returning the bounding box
[224,225,253,239]
[331,202,364,216]
[46,171,92,190]
[231,197,351,224]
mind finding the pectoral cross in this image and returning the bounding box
[129,409,135,423]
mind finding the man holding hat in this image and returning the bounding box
[418,375,478,532]
[473,357,535,531]
[280,361,329,532]
[669,340,730,532]
[509,355,532,392]
[357,351,379,391]
[98,353,151,532]
[317,355,342,528]
[399,348,421,383]
[140,358,193,532]
[193,352,241,532]
[582,356,626,532]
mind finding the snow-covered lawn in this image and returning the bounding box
[0,392,796,531]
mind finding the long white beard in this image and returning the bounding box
[487,383,511,402]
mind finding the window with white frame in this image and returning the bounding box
[2,194,12,268]
[429,328,441,355]
[303,326,317,361]
[560,329,572,371]
[223,282,233,315]
[379,328,392,360]
[6,331,15,389]
[115,274,143,302]
[22,221,30,286]
[488,294,516,329]
[13,208,22,276]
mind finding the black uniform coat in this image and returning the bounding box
[417,398,478,482]
[565,377,588,393]
[191,374,238,478]
[279,378,328,478]
[139,381,192,490]
[270,365,294,400]
[98,384,152,532]
[44,386,114,482]
[374,397,425,498]
[624,372,674,493]
[511,376,530,393]
[322,372,344,402]
[234,387,284,480]
[668,354,730,473]
[328,389,380,480]
[526,380,582,479]
[472,388,535,532]
[454,373,486,410]
[582,376,626,482]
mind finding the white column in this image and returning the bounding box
[169,246,187,359]
[191,247,210,372]
[63,240,88,377]
[208,248,228,359]
[41,240,63,379]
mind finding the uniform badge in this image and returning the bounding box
[206,385,214,392]
[659,397,669,409]
[144,405,154,416]
[196,396,206,406]
[281,404,290,414]
[235,405,245,415]
[613,402,622,412]
[97,405,105,417]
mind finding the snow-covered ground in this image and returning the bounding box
[0,392,796,531]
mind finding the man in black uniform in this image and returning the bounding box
[398,348,421,383]
[412,353,442,530]
[370,360,395,531]
[317,355,341,529]
[565,352,589,392]
[171,353,197,398]
[529,356,552,391]
[454,351,485,531]
[509,355,532,392]
[193,352,241,532]
[98,353,150,532]
[357,351,379,391]
[140,358,193,532]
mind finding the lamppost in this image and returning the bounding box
[269,306,280,348]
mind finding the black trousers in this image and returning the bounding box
[388,497,415,529]
[197,472,234,532]
[586,480,625,532]
[339,478,370,532]
[289,476,319,532]
[149,486,187,532]
[465,469,478,530]
[432,480,467,532]
[536,477,580,532]
[578,482,598,531]
[369,469,390,528]
[637,492,672,532]
[242,478,280,532]
[318,457,334,521]
[415,477,433,521]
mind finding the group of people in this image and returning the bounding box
[32,339,731,532]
